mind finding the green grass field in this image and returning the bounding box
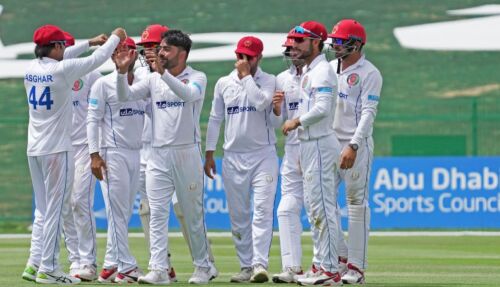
[1,235,500,286]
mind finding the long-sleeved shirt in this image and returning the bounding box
[297,54,337,141]
[206,68,277,153]
[134,66,153,144]
[330,55,383,146]
[25,34,120,156]
[276,66,301,145]
[116,66,207,147]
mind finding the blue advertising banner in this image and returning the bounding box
[91,156,500,230]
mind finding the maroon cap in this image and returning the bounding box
[33,24,66,46]
[63,31,75,47]
[287,21,328,41]
[137,24,169,45]
[235,36,263,57]
[124,37,137,49]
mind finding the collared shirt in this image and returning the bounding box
[206,67,277,152]
[116,66,207,147]
[330,54,383,145]
[24,34,120,156]
[276,65,301,145]
[297,54,337,141]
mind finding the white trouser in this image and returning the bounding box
[138,142,151,202]
[147,144,210,271]
[277,144,303,269]
[222,145,279,269]
[28,151,74,273]
[335,137,373,270]
[300,134,341,273]
[100,147,140,273]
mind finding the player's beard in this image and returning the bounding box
[159,51,179,70]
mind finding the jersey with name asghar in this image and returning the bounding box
[87,71,146,153]
[297,54,337,141]
[71,70,102,146]
[206,68,277,153]
[116,66,207,147]
[24,35,120,156]
[276,66,301,145]
[330,55,382,145]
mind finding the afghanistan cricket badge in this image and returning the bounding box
[347,73,360,87]
[72,79,83,91]
[181,79,190,84]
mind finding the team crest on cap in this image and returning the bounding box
[181,79,190,84]
[347,73,360,86]
[72,79,83,91]
[244,40,252,47]
[332,24,339,34]
[141,30,149,40]
[302,75,309,89]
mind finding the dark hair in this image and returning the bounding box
[34,44,56,59]
[318,40,324,52]
[161,30,192,55]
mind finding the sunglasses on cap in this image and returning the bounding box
[141,42,159,49]
[293,26,321,39]
[237,53,254,61]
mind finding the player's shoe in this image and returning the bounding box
[97,267,118,283]
[21,263,38,282]
[339,257,348,276]
[229,267,252,283]
[250,264,269,283]
[138,270,170,285]
[272,266,303,283]
[74,264,97,281]
[341,264,365,284]
[168,267,177,282]
[295,264,320,281]
[69,266,80,277]
[115,267,143,283]
[297,269,342,286]
[188,263,218,284]
[36,269,81,284]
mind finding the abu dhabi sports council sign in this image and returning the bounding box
[89,156,500,230]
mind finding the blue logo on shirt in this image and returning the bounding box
[227,106,257,114]
[288,102,299,110]
[368,95,380,102]
[73,100,79,107]
[120,108,145,116]
[156,101,185,109]
[339,92,349,99]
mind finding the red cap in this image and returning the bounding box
[124,37,137,49]
[137,24,169,45]
[235,36,263,57]
[33,24,66,46]
[328,19,366,44]
[287,21,328,41]
[63,31,75,47]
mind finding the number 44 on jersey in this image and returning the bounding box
[28,86,53,110]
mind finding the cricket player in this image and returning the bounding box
[328,19,383,285]
[114,30,217,285]
[87,38,145,284]
[205,36,279,283]
[282,21,342,286]
[22,24,126,284]
[272,35,307,284]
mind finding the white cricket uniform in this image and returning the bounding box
[275,66,305,270]
[330,55,382,270]
[25,34,120,273]
[87,70,145,273]
[116,66,211,271]
[206,68,279,268]
[297,54,341,273]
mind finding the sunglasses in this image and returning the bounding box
[331,38,348,45]
[293,26,321,39]
[237,53,254,61]
[141,43,159,49]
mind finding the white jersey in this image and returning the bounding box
[24,34,120,156]
[297,54,337,141]
[135,66,153,144]
[116,66,207,147]
[87,71,147,154]
[206,68,277,152]
[71,71,102,145]
[276,66,301,145]
[330,55,383,146]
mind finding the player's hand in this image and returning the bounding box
[112,27,127,41]
[235,54,251,79]
[273,91,284,116]
[115,49,137,74]
[145,49,164,74]
[88,34,108,46]
[90,153,107,180]
[340,146,357,169]
[204,151,217,179]
[282,118,300,136]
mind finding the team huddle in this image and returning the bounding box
[21,19,382,286]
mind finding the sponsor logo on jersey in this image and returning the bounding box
[25,74,53,83]
[368,94,380,102]
[288,102,299,110]
[227,106,257,114]
[119,108,145,116]
[316,87,333,94]
[339,92,349,99]
[155,101,185,109]
[347,73,360,86]
[72,79,83,91]
[72,100,79,107]
[89,98,98,107]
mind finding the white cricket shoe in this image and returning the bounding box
[341,264,365,284]
[75,264,97,281]
[339,257,348,276]
[21,263,38,282]
[272,266,303,283]
[98,267,118,283]
[229,267,252,283]
[188,263,218,284]
[250,264,269,283]
[115,267,143,283]
[298,269,342,286]
[138,270,170,285]
[295,264,320,281]
[36,269,81,285]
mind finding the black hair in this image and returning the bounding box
[34,44,56,59]
[318,40,324,52]
[161,30,192,55]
